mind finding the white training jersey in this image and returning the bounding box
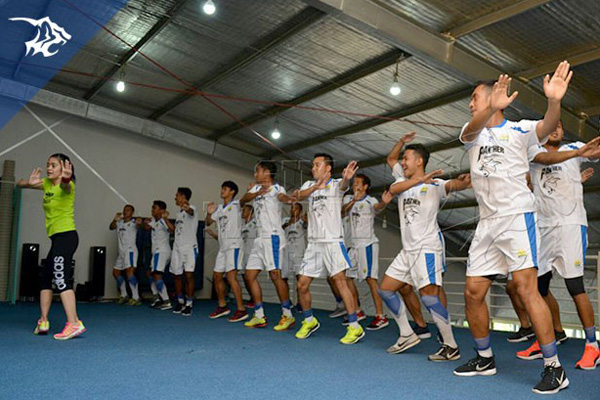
[460,119,542,219]
[116,219,137,251]
[392,162,404,180]
[302,178,347,243]
[150,218,171,253]
[349,195,379,247]
[249,183,286,240]
[342,194,353,247]
[174,205,198,249]
[242,218,258,256]
[394,177,447,252]
[528,141,595,227]
[283,217,307,256]
[211,200,243,251]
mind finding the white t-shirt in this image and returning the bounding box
[460,119,542,219]
[528,141,595,227]
[250,183,286,240]
[392,162,404,180]
[174,205,198,249]
[395,177,447,251]
[150,218,171,253]
[211,200,243,251]
[116,219,137,252]
[342,194,353,247]
[283,217,307,256]
[241,218,258,256]
[349,195,379,247]
[302,178,347,243]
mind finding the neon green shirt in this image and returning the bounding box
[42,178,76,237]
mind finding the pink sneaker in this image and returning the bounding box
[53,320,86,340]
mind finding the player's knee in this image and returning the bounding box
[464,286,485,304]
[565,276,585,297]
[419,284,438,297]
[268,270,280,281]
[112,269,120,278]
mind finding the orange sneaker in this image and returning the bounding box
[34,319,49,335]
[517,340,542,360]
[576,344,600,370]
[53,320,86,340]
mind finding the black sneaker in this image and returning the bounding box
[532,364,569,394]
[555,330,568,345]
[149,298,163,309]
[453,353,497,377]
[172,302,184,314]
[181,306,192,317]
[429,344,461,362]
[413,324,432,340]
[507,326,535,343]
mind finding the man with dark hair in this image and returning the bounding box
[147,200,174,310]
[294,154,364,344]
[342,173,389,330]
[454,62,573,394]
[206,181,248,322]
[163,187,198,316]
[109,204,142,305]
[239,161,296,331]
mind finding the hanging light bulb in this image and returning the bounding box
[271,117,281,140]
[389,56,402,96]
[203,0,216,15]
[382,214,388,229]
[116,68,126,93]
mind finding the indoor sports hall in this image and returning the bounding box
[1,1,600,399]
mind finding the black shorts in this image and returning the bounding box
[40,230,79,292]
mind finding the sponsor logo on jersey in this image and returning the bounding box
[510,126,529,134]
[517,249,528,258]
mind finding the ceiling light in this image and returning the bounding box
[203,0,216,15]
[116,67,125,93]
[271,117,281,140]
[389,56,402,96]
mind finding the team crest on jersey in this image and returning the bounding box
[498,132,509,142]
[420,186,428,194]
[517,249,528,258]
[574,260,582,267]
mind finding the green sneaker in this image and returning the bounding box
[274,316,296,331]
[128,298,142,306]
[116,296,128,304]
[340,324,365,345]
[244,315,267,328]
[295,318,320,339]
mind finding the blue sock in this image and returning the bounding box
[282,300,292,309]
[584,326,597,344]
[177,295,184,304]
[304,309,314,322]
[348,312,357,323]
[185,297,193,307]
[128,275,138,285]
[334,295,342,304]
[540,341,560,367]
[116,275,125,286]
[156,279,164,291]
[378,289,401,317]
[474,335,493,358]
[254,302,263,311]
[421,295,449,321]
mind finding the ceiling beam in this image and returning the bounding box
[446,0,550,38]
[83,0,190,101]
[517,48,600,81]
[208,49,406,141]
[582,105,600,118]
[302,0,597,142]
[272,87,472,158]
[149,7,325,121]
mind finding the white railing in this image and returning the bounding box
[242,253,600,336]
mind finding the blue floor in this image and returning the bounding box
[1,301,598,400]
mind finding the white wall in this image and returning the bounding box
[1,104,255,299]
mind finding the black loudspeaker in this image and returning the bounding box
[20,243,40,298]
[89,247,106,298]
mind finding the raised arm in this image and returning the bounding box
[162,210,175,233]
[16,167,44,190]
[340,161,358,192]
[387,132,416,169]
[461,75,518,143]
[533,137,600,165]
[205,202,217,226]
[59,160,73,194]
[109,212,121,230]
[373,190,393,213]
[240,183,265,207]
[341,197,356,218]
[181,201,194,216]
[445,174,472,194]
[581,168,594,184]
[389,169,443,196]
[536,61,573,141]
[295,173,330,202]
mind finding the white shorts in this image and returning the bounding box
[150,251,171,273]
[114,248,138,270]
[286,250,305,276]
[298,242,351,279]
[171,246,198,275]
[385,249,443,290]
[347,243,379,281]
[246,235,286,276]
[467,212,539,278]
[214,248,243,273]
[538,225,587,279]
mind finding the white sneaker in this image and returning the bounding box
[386,333,421,354]
[328,305,347,318]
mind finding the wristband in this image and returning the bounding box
[61,177,71,184]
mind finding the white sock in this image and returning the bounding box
[255,306,265,319]
[431,313,457,348]
[185,298,193,307]
[478,348,493,358]
[393,304,414,337]
[282,307,293,318]
[544,354,561,367]
[129,281,139,300]
[350,321,360,329]
[119,281,127,297]
[150,281,158,295]
[305,315,314,323]
[159,286,169,301]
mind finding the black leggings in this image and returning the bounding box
[40,231,79,292]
